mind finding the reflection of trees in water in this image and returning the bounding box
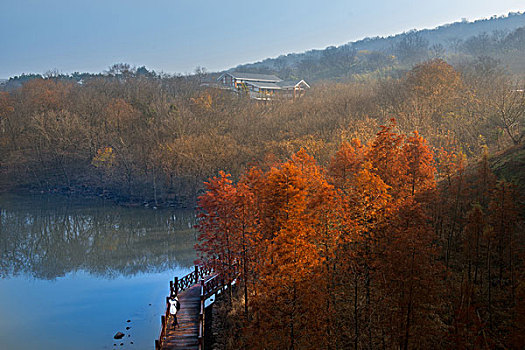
[0,195,197,279]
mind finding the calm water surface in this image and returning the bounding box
[0,194,198,350]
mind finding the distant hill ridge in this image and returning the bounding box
[350,12,525,51]
[2,12,525,89]
[231,12,525,81]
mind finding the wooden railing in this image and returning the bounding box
[202,274,223,299]
[170,265,213,297]
[155,265,213,350]
[198,273,236,350]
[198,280,205,350]
[155,299,169,350]
[154,264,238,350]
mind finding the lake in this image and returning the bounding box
[0,194,198,350]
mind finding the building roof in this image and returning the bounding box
[246,79,311,90]
[246,81,281,89]
[219,72,282,82]
[276,80,311,89]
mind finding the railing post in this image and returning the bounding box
[156,264,230,349]
[199,279,205,350]
[161,314,165,338]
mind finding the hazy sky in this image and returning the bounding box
[1,0,524,78]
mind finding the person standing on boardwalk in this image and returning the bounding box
[168,295,180,329]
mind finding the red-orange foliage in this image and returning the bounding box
[328,138,366,191]
[402,131,436,196]
[195,121,522,349]
[367,120,409,199]
[196,171,239,277]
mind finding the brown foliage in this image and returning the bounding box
[1,60,522,203]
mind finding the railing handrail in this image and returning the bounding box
[198,279,205,350]
[155,264,213,350]
[155,263,238,350]
[197,268,240,350]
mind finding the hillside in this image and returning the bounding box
[491,143,525,199]
[232,12,525,81]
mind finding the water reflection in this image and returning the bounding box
[0,194,197,279]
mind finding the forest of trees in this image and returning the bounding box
[196,124,523,349]
[1,59,524,207]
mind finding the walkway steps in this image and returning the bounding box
[160,284,201,350]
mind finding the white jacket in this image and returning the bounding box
[169,298,179,315]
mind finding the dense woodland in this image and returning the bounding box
[1,58,524,207]
[196,125,523,349]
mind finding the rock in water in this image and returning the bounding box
[114,332,125,339]
[126,326,130,330]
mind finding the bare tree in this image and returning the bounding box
[490,78,525,145]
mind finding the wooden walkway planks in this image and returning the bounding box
[155,267,229,350]
[160,283,201,350]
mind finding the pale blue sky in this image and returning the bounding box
[0,0,524,78]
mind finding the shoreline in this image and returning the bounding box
[1,185,195,210]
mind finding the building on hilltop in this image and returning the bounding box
[217,72,310,100]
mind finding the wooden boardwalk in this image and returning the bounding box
[160,284,201,350]
[155,266,235,350]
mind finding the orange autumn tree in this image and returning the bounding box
[402,130,436,196]
[249,150,339,350]
[230,168,260,318]
[328,138,366,191]
[367,119,408,200]
[196,122,451,349]
[196,168,261,341]
[327,123,440,348]
[196,171,240,279]
[333,161,392,349]
[371,125,441,349]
